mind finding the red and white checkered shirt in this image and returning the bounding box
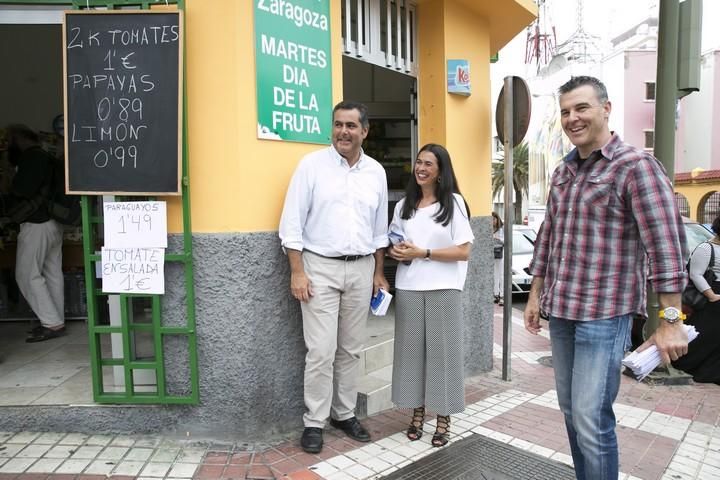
[529,133,687,321]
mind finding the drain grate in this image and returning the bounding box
[382,434,575,480]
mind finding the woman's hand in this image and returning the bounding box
[389,240,423,263]
[708,292,720,303]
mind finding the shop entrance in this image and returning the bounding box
[342,56,416,416]
[0,2,198,407]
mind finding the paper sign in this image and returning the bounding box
[101,247,165,294]
[103,201,167,248]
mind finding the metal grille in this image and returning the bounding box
[675,192,690,218]
[699,191,720,224]
[383,434,575,480]
[342,0,417,76]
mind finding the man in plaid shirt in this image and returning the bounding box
[524,76,689,480]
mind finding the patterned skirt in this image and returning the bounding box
[391,289,465,415]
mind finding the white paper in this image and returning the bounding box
[103,201,168,248]
[371,289,393,316]
[101,247,165,294]
[622,324,699,381]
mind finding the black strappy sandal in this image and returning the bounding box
[406,406,425,441]
[432,415,450,447]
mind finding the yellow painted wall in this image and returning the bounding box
[417,0,533,216]
[168,0,532,233]
[675,183,720,220]
[164,0,344,233]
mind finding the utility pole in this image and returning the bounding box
[646,0,701,377]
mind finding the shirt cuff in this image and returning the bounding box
[373,235,390,250]
[281,239,304,253]
[650,273,688,294]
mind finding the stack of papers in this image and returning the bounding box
[622,324,699,381]
[370,289,393,316]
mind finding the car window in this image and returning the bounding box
[685,223,713,253]
[512,232,535,255]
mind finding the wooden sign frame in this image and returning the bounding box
[63,10,183,195]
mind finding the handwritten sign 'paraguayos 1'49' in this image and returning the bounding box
[103,201,167,249]
[63,11,182,195]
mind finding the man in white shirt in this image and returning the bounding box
[279,101,390,453]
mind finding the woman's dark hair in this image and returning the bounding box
[401,143,469,226]
[712,215,720,236]
[491,211,503,232]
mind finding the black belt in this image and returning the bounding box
[307,250,371,262]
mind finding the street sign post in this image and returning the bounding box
[495,76,531,382]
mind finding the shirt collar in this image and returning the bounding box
[330,145,366,169]
[565,132,622,166]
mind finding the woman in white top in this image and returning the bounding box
[673,215,720,385]
[388,144,474,447]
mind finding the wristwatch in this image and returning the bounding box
[659,306,686,324]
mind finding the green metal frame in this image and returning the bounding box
[2,0,199,404]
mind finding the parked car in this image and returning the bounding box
[514,224,538,244]
[510,227,535,294]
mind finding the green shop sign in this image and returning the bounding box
[254,0,332,144]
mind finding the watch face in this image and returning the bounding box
[663,307,680,321]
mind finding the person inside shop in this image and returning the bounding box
[672,214,720,384]
[3,124,65,343]
[523,76,688,480]
[387,143,474,447]
[278,101,390,454]
[491,211,504,306]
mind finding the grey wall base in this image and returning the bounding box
[0,217,494,441]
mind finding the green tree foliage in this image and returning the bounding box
[492,142,529,224]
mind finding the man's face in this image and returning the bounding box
[332,108,368,162]
[559,84,612,157]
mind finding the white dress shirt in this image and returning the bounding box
[279,146,389,256]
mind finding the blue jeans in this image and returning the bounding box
[549,315,632,480]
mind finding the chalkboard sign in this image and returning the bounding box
[63,11,183,195]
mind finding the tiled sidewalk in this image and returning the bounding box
[1,306,719,480]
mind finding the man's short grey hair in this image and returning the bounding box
[558,76,609,104]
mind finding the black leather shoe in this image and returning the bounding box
[300,427,323,453]
[329,417,371,442]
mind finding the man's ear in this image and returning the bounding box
[603,100,612,119]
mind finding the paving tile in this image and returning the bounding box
[32,434,65,446]
[150,450,179,463]
[0,445,25,459]
[96,447,128,461]
[109,437,136,448]
[176,449,206,464]
[42,446,75,460]
[84,437,113,447]
[70,447,103,460]
[216,464,244,478]
[83,460,115,476]
[58,434,88,446]
[54,458,91,474]
[7,434,40,445]
[246,464,274,479]
[16,445,52,459]
[269,458,303,476]
[139,463,172,478]
[110,461,145,476]
[25,459,62,474]
[124,448,154,462]
[193,464,224,479]
[167,463,198,478]
[0,459,36,474]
